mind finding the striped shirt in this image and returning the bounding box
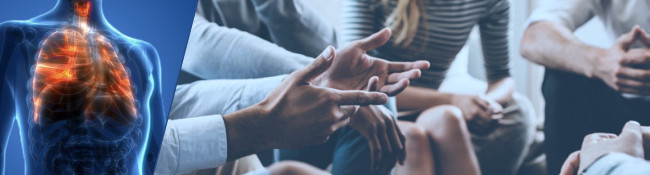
[341,0,511,89]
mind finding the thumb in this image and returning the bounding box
[620,120,642,140]
[616,26,644,50]
[295,46,335,83]
[357,28,392,51]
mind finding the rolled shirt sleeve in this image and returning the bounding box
[183,14,311,80]
[584,152,650,175]
[156,76,285,174]
[525,0,600,31]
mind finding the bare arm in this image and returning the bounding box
[520,21,606,78]
[0,22,18,175]
[396,86,454,111]
[486,77,514,105]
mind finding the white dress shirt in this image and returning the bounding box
[156,76,284,175]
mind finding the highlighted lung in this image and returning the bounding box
[32,27,137,126]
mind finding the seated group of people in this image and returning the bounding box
[156,0,650,175]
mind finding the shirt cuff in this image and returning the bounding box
[174,115,228,173]
[584,152,642,175]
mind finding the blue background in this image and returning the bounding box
[0,0,198,174]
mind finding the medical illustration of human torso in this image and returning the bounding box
[0,1,160,174]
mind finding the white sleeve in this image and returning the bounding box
[183,14,311,79]
[156,115,228,175]
[584,152,650,175]
[156,76,285,174]
[525,0,601,31]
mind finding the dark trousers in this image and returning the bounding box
[543,69,650,174]
[279,126,381,175]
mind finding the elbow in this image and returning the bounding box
[519,30,537,61]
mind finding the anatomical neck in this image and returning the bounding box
[73,0,91,33]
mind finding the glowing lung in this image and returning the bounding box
[32,1,136,127]
[32,27,137,125]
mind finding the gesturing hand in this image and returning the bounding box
[450,94,503,135]
[313,28,430,96]
[349,77,406,173]
[596,26,650,95]
[224,47,390,158]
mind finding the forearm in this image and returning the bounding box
[396,86,454,111]
[222,104,271,161]
[183,14,312,79]
[485,77,514,105]
[520,21,606,78]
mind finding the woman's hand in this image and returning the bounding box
[450,94,503,135]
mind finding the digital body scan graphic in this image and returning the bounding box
[0,0,164,174]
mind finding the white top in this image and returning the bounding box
[527,0,650,46]
[526,0,650,99]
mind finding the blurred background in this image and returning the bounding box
[303,0,612,122]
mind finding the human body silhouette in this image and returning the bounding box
[0,0,164,174]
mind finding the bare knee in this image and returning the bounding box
[398,121,429,146]
[268,161,328,175]
[416,105,469,138]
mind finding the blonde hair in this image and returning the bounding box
[382,0,424,47]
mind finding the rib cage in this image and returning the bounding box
[32,26,137,125]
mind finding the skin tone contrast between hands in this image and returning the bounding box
[221,28,431,163]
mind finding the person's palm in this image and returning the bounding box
[313,28,430,96]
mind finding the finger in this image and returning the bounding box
[615,77,650,90]
[386,119,404,165]
[366,76,379,92]
[371,134,382,171]
[620,49,650,68]
[617,66,650,81]
[331,90,389,106]
[295,46,335,83]
[377,124,393,172]
[357,28,392,51]
[618,87,650,96]
[620,120,643,140]
[387,69,422,83]
[387,60,431,72]
[473,98,491,111]
[331,117,350,132]
[395,122,406,165]
[560,151,581,175]
[616,26,644,50]
[378,79,410,96]
[638,27,650,47]
[366,135,378,172]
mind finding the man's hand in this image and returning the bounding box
[595,26,650,95]
[560,151,580,175]
[313,28,430,96]
[350,104,406,173]
[450,94,503,135]
[577,121,645,173]
[223,47,389,160]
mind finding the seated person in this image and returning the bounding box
[156,29,430,174]
[521,0,650,173]
[168,0,426,174]
[560,121,650,175]
[340,0,534,174]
